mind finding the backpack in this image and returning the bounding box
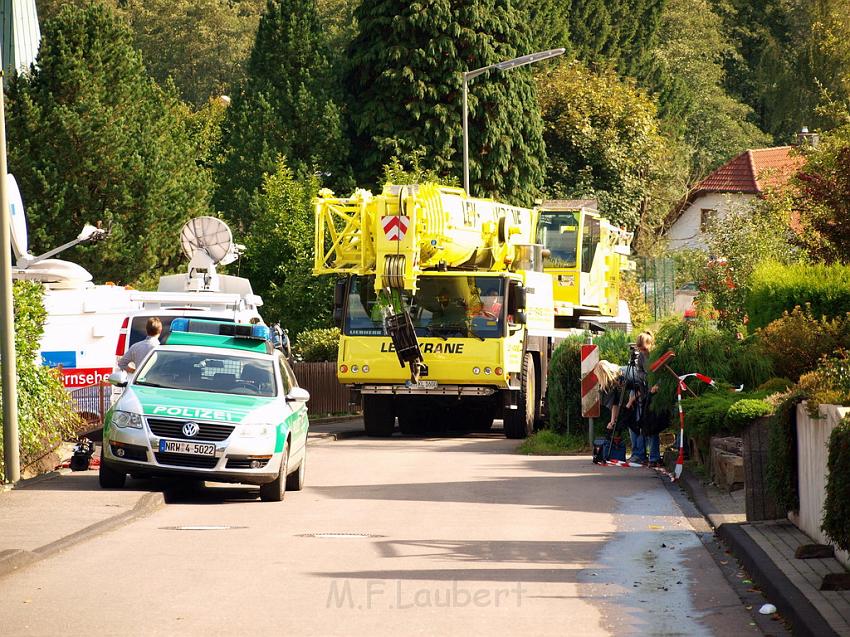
[592,435,626,464]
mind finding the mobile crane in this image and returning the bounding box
[313,183,632,438]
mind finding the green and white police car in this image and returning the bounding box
[100,318,309,502]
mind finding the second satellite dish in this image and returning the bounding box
[180,216,241,266]
[8,173,30,262]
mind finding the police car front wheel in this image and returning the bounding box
[259,441,289,502]
[99,455,127,489]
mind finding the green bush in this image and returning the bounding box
[649,316,774,414]
[729,338,775,391]
[293,327,341,362]
[747,261,850,330]
[797,350,850,415]
[517,429,587,455]
[680,390,773,456]
[756,377,794,394]
[757,305,849,381]
[0,282,80,478]
[823,416,850,552]
[725,399,773,430]
[546,330,633,435]
[767,389,805,513]
[546,338,583,434]
[680,391,739,450]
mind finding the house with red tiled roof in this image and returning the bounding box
[665,146,805,251]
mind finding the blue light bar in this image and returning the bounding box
[252,324,270,340]
[169,318,270,340]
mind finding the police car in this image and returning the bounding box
[100,319,309,502]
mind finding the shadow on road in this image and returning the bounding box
[12,471,167,493]
[373,537,612,564]
[310,473,629,514]
[312,566,601,584]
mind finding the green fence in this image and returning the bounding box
[637,257,676,321]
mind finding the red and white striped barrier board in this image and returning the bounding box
[580,344,600,418]
[381,215,409,241]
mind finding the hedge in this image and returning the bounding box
[766,389,805,514]
[546,330,631,434]
[822,415,850,552]
[747,261,850,330]
[0,281,80,479]
[293,327,341,362]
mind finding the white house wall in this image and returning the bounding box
[666,192,756,252]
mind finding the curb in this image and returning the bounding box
[308,414,361,425]
[717,523,839,637]
[673,462,836,637]
[1,470,64,492]
[308,429,365,442]
[0,490,165,580]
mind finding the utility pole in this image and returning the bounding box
[0,71,19,484]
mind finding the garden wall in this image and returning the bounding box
[790,402,850,568]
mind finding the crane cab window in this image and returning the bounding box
[344,275,505,339]
[537,211,579,268]
[580,216,600,273]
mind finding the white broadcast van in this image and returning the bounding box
[8,175,263,419]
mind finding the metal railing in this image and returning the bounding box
[69,383,112,428]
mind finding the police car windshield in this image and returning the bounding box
[135,350,277,397]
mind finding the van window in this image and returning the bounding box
[129,316,234,348]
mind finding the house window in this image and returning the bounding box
[700,208,717,230]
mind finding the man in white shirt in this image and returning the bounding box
[117,317,162,372]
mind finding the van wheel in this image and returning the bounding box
[99,455,126,489]
[260,441,288,502]
[363,395,395,437]
[504,353,535,439]
[285,447,306,491]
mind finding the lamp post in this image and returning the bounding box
[462,48,565,195]
[0,73,18,484]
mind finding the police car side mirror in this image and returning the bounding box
[286,387,310,403]
[108,371,128,387]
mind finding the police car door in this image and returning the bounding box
[278,353,308,461]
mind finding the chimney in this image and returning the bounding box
[796,126,819,147]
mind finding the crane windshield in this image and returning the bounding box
[344,276,506,339]
[536,211,579,268]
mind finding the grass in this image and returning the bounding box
[517,429,590,455]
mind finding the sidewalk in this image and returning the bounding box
[678,465,850,637]
[0,466,165,579]
[0,418,362,579]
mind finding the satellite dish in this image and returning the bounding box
[180,216,236,264]
[8,174,29,261]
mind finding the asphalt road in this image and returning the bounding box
[0,428,761,636]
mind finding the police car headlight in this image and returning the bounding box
[238,424,274,438]
[112,410,143,429]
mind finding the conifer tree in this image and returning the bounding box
[6,3,212,285]
[346,0,546,204]
[214,0,352,227]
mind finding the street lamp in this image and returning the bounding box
[462,48,565,195]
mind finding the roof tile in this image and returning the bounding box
[695,146,804,194]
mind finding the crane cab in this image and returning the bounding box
[534,200,633,327]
